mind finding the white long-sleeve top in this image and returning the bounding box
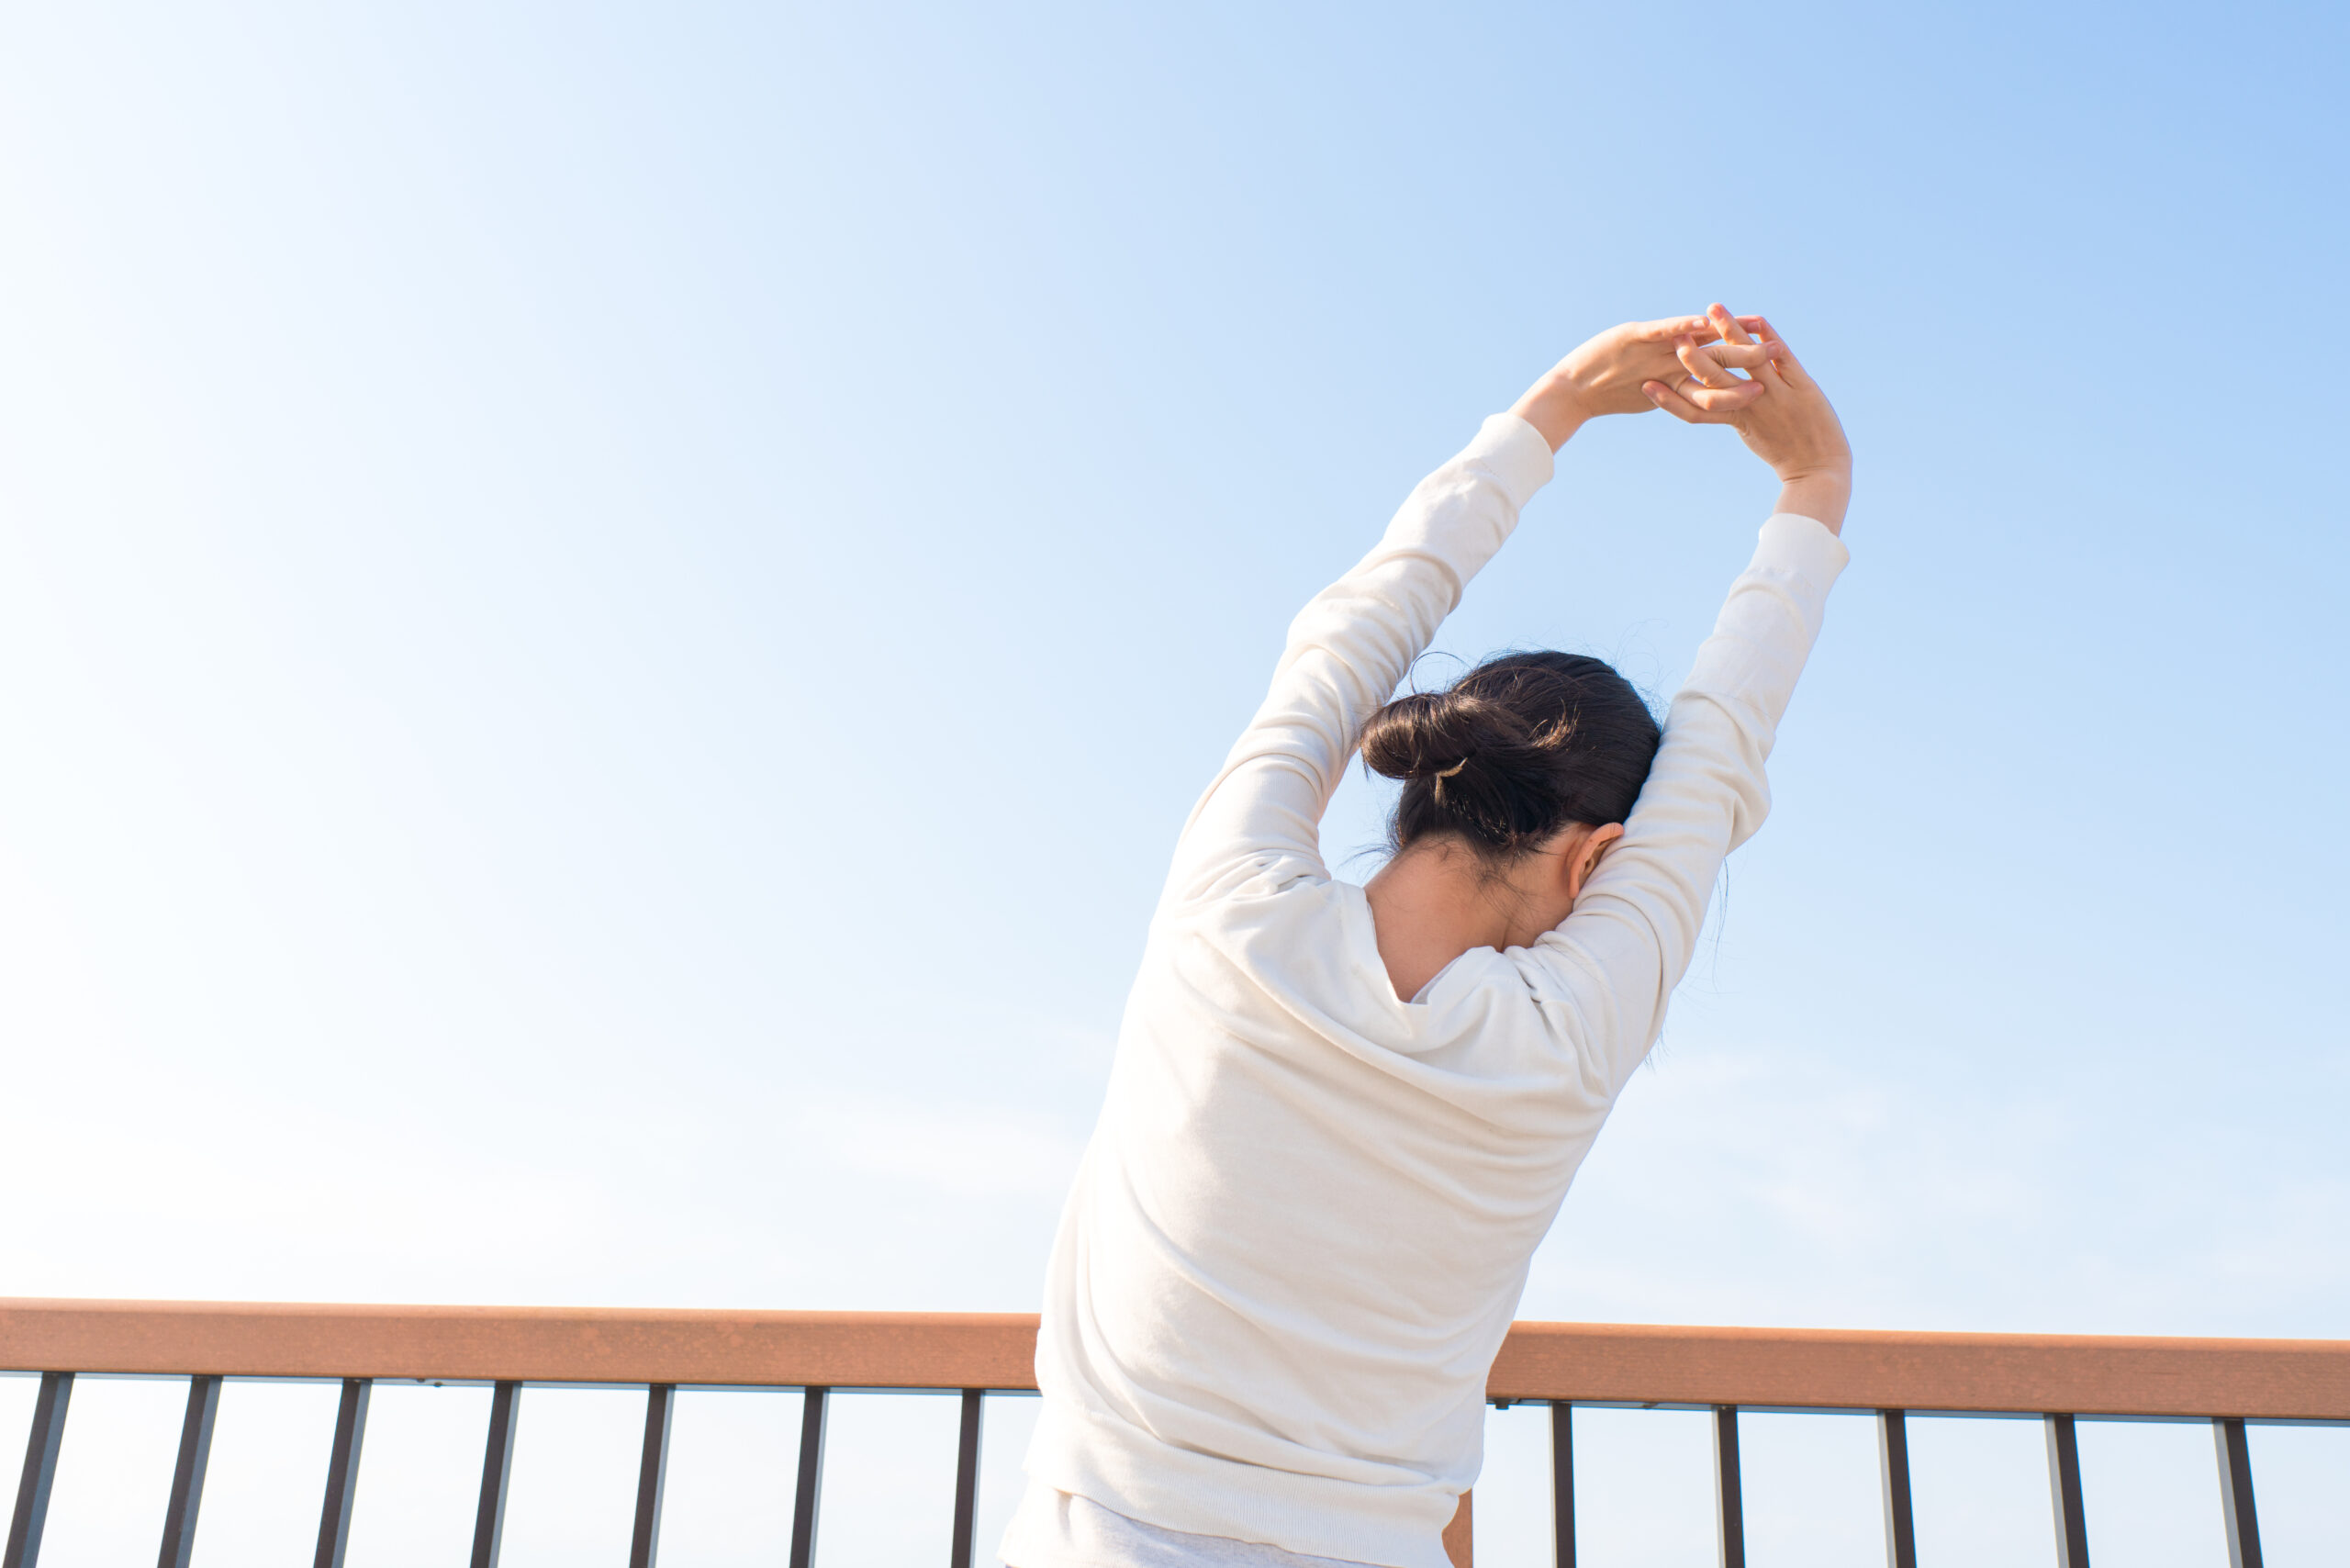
[1007,412,1850,1568]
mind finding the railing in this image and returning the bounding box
[5,1300,2346,1568]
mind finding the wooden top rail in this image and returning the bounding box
[3,1300,2344,1421]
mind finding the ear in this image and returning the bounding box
[1566,823,1626,902]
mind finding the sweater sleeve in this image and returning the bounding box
[1526,513,1850,1094]
[1161,414,1556,909]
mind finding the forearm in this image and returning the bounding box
[1668,514,1850,854]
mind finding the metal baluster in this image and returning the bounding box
[2212,1417,2264,1568]
[1877,1409,1917,1568]
[1714,1406,1745,1568]
[4,1372,73,1568]
[157,1375,221,1568]
[470,1381,521,1568]
[2043,1414,2089,1568]
[1550,1402,1575,1568]
[948,1391,984,1568]
[628,1384,674,1568]
[313,1378,372,1568]
[789,1387,829,1568]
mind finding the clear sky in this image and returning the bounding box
[2,2,2344,1563]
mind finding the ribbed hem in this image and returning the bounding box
[1001,1481,1386,1568]
[1021,1398,1457,1568]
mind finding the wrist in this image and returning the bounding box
[1774,467,1852,535]
[1508,377,1592,453]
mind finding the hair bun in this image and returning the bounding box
[1359,689,1531,782]
[1358,652,1663,853]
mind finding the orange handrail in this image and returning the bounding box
[7,1300,2344,1568]
[4,1299,2344,1420]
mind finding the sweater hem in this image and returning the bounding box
[1022,1398,1458,1568]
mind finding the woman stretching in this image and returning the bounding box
[1002,305,1853,1568]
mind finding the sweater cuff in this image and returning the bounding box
[1755,511,1851,587]
[1463,413,1555,513]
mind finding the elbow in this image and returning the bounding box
[1724,780,1772,852]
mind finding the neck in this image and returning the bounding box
[1363,836,1542,1003]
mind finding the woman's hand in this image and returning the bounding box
[1510,314,1780,452]
[1644,304,1852,533]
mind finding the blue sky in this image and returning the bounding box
[2,2,2344,1562]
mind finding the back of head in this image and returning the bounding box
[1359,652,1662,857]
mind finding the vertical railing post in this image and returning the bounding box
[4,1371,73,1568]
[1713,1406,1745,1568]
[789,1387,829,1568]
[628,1384,674,1568]
[1877,1408,1917,1568]
[313,1377,372,1568]
[157,1374,222,1568]
[1550,1403,1575,1568]
[948,1391,985,1568]
[2211,1417,2264,1568]
[471,1381,521,1568]
[2043,1414,2089,1568]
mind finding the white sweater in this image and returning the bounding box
[1008,413,1850,1568]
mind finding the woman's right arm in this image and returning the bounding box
[1157,413,1556,912]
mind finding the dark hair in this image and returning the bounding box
[1360,652,1661,858]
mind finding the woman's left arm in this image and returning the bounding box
[1530,308,1852,1093]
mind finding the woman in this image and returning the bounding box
[1002,305,1853,1568]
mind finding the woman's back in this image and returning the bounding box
[1060,875,1613,1489]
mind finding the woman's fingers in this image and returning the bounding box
[1695,340,1779,371]
[1642,380,1707,421]
[1643,378,1745,423]
[1740,316,1814,386]
[1707,302,1756,345]
[1675,336,1782,399]
[1645,309,1771,343]
[1741,315,1802,363]
[1673,337,1746,388]
[1680,376,1767,413]
[1650,314,1717,339]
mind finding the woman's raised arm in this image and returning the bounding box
[1158,412,1553,911]
[1159,315,1779,913]
[1536,308,1853,1092]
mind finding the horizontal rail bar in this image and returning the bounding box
[1484,1321,2350,1420]
[3,1301,2346,1420]
[0,1303,1038,1393]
